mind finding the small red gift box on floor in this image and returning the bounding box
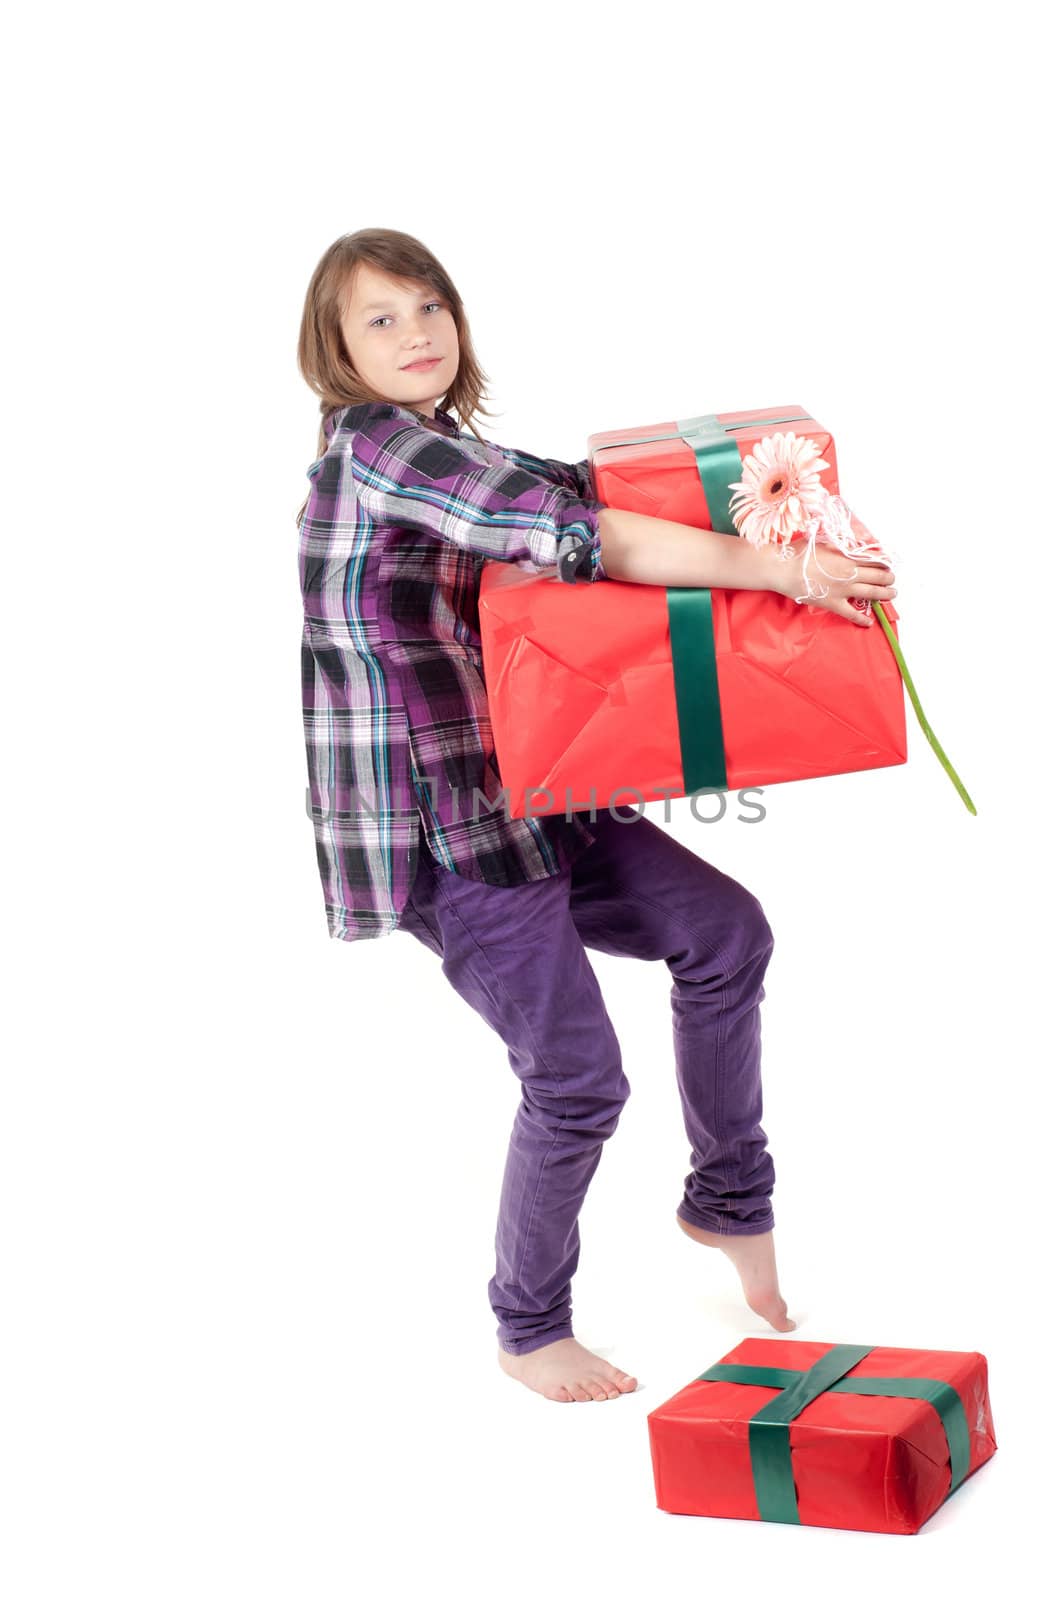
[646,1338,997,1535]
[478,406,904,818]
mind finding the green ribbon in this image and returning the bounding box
[697,1343,972,1524]
[592,411,810,793]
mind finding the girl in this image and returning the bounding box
[295,228,899,1406]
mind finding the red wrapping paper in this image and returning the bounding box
[646,1338,997,1535]
[586,405,843,526]
[479,569,905,821]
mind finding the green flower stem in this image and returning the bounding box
[872,601,977,815]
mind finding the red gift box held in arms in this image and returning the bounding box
[646,1338,997,1535]
[478,407,974,818]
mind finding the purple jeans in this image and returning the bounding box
[396,805,776,1356]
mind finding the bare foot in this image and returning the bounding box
[498,1336,640,1402]
[677,1213,797,1332]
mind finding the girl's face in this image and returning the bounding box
[340,263,459,419]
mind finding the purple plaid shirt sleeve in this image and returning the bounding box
[487,444,607,578]
[346,403,608,584]
[491,444,596,500]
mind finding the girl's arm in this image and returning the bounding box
[489,451,895,619]
[597,506,782,590]
[347,405,606,583]
[596,506,897,623]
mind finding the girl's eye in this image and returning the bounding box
[370,302,443,329]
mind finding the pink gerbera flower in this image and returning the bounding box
[727,431,831,547]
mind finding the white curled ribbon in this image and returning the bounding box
[731,478,977,814]
[772,489,901,616]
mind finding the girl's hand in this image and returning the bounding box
[775,535,897,628]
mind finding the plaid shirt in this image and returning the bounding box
[298,400,608,941]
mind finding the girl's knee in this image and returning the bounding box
[672,888,773,985]
[524,1063,631,1133]
[570,1072,631,1135]
[733,897,774,976]
[747,894,774,956]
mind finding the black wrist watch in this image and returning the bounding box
[558,534,597,584]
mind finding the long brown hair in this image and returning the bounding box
[294,227,497,526]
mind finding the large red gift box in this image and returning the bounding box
[646,1338,997,1535]
[478,407,904,819]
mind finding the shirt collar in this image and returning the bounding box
[323,402,460,442]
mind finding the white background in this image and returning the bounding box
[4,0,1059,1593]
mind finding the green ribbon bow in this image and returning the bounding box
[590,412,977,813]
[697,1342,972,1524]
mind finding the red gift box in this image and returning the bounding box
[478,406,904,819]
[646,1338,997,1535]
[588,404,843,531]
